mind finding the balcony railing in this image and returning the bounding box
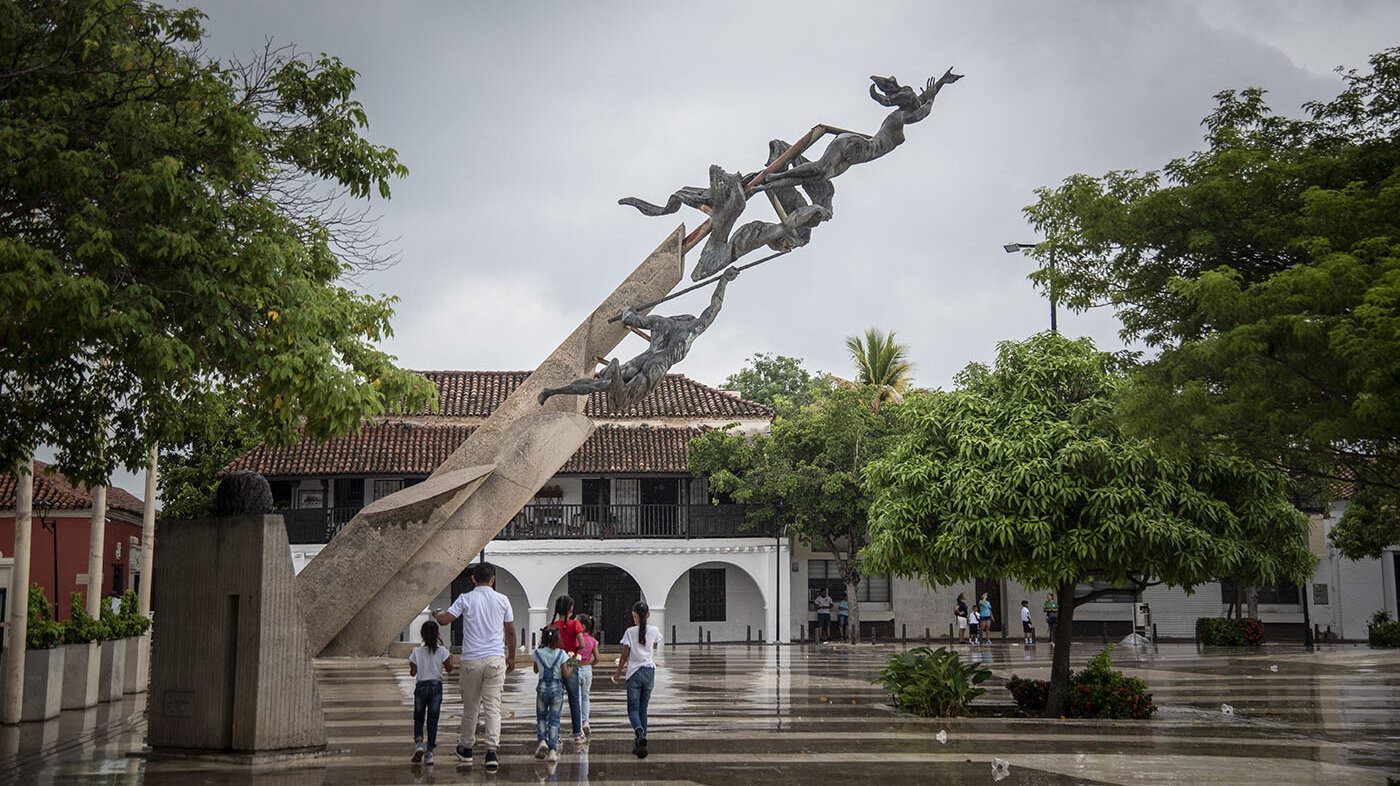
[279,502,766,545]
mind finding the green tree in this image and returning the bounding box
[0,0,436,485]
[1023,47,1400,555]
[845,328,913,408]
[689,385,902,642]
[157,393,262,519]
[863,333,1313,716]
[722,353,825,407]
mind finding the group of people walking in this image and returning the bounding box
[405,562,660,770]
[954,590,1060,645]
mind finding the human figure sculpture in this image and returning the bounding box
[538,268,740,411]
[754,70,963,193]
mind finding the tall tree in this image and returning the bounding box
[0,0,436,485]
[722,353,825,408]
[864,333,1313,716]
[1023,47,1400,555]
[689,385,902,643]
[845,328,913,408]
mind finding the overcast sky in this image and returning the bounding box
[89,2,1397,496]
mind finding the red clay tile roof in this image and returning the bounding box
[416,371,771,419]
[225,423,707,477]
[0,460,146,517]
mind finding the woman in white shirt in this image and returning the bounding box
[611,600,661,758]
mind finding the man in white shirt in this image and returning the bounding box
[813,588,834,642]
[436,562,516,771]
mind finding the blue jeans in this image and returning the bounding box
[563,663,582,736]
[413,680,443,750]
[577,665,593,724]
[625,666,655,735]
[536,683,564,751]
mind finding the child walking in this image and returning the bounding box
[532,626,574,762]
[611,600,661,758]
[574,614,600,737]
[1021,600,1035,644]
[409,619,453,764]
[549,595,586,743]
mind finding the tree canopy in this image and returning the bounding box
[1023,47,1400,555]
[722,352,824,408]
[863,333,1313,715]
[0,0,436,484]
[689,384,902,641]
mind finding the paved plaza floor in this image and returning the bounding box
[0,640,1396,784]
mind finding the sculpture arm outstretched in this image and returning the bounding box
[619,304,667,331]
[695,267,740,331]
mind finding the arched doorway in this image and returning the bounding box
[568,565,642,646]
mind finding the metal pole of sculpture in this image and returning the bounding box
[296,70,959,657]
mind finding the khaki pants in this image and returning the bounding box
[458,656,507,750]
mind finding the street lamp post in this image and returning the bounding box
[34,499,58,616]
[1004,241,1057,333]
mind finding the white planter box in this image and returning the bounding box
[122,634,149,694]
[98,639,126,702]
[61,641,100,709]
[23,646,65,721]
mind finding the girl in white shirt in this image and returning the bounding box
[409,619,453,764]
[611,600,661,758]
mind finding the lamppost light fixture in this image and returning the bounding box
[1002,240,1058,333]
[1004,242,1034,254]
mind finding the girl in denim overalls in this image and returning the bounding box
[532,626,574,761]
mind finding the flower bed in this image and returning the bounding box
[1196,617,1264,646]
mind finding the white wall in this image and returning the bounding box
[664,561,768,643]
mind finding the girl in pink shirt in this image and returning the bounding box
[574,614,599,736]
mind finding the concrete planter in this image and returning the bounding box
[23,646,66,721]
[61,641,100,709]
[98,639,126,702]
[122,634,149,694]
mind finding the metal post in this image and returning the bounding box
[671,625,676,646]
[706,630,711,644]
[747,625,751,642]
[1102,622,1109,644]
[697,625,702,644]
[901,624,906,644]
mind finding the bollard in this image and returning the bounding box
[1152,623,1158,644]
[901,624,907,644]
[800,624,806,643]
[698,625,703,644]
[747,625,751,643]
[871,628,878,645]
[1102,622,1109,644]
[758,629,763,642]
[531,630,537,649]
[707,630,712,644]
[671,625,677,646]
[1002,619,1008,641]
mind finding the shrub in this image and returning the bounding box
[1196,617,1264,646]
[1007,675,1048,713]
[26,584,62,650]
[1007,645,1156,719]
[99,590,151,638]
[875,646,992,717]
[1370,620,1400,648]
[61,592,109,644]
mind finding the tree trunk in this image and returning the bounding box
[845,579,861,643]
[1044,579,1077,718]
[1245,585,1259,620]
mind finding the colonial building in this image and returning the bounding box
[226,371,796,647]
[0,460,148,620]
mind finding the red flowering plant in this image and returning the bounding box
[1008,645,1155,719]
[1196,617,1264,646]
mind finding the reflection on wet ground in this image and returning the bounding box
[2,641,1396,784]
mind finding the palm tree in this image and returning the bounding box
[845,328,913,409]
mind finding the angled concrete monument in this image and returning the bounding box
[295,70,960,658]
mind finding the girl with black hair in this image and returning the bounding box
[532,625,574,761]
[549,595,587,742]
[611,600,661,758]
[409,619,453,764]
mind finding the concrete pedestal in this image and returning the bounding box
[22,646,64,722]
[148,514,325,753]
[122,634,148,694]
[97,639,125,702]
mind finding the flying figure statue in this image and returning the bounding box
[538,267,741,412]
[753,70,963,193]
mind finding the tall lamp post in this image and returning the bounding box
[1004,242,1057,333]
[34,499,58,616]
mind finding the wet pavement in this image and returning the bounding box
[1,641,1396,784]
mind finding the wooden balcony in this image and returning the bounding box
[279,502,767,545]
